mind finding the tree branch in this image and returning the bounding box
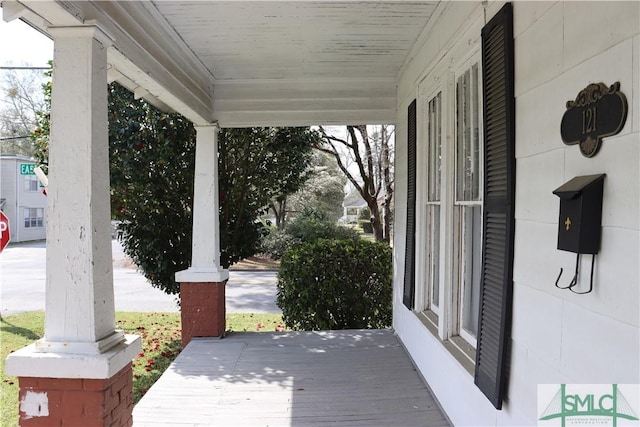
[317,126,365,196]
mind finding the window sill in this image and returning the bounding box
[416,311,476,376]
[417,310,439,335]
[446,335,476,376]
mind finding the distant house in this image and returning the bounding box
[0,155,47,242]
[340,190,367,223]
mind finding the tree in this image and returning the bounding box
[33,81,317,295]
[286,151,346,222]
[219,127,317,257]
[257,127,318,228]
[106,84,195,295]
[31,64,51,167]
[0,65,49,156]
[317,125,394,242]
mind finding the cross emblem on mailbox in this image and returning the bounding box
[564,217,572,231]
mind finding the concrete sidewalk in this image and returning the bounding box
[1,240,280,316]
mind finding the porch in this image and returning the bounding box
[133,329,450,427]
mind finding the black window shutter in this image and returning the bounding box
[403,99,417,309]
[474,2,515,410]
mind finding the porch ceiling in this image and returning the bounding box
[8,0,440,127]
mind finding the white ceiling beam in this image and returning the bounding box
[2,0,28,22]
[215,109,396,129]
[213,78,396,100]
[212,77,397,127]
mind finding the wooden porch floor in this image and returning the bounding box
[133,329,450,426]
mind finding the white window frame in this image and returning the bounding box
[416,72,455,341]
[416,50,483,349]
[453,54,483,347]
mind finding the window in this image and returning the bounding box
[24,174,38,191]
[24,208,44,228]
[425,92,442,316]
[419,58,483,347]
[455,63,482,345]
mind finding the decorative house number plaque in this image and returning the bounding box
[560,82,628,157]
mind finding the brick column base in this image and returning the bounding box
[17,363,133,427]
[180,281,226,347]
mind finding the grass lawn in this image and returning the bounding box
[1,311,285,426]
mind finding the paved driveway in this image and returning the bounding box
[0,240,280,316]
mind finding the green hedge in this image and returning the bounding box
[285,208,360,243]
[261,208,360,259]
[276,239,392,330]
[358,220,373,234]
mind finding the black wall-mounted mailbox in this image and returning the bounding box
[552,174,605,254]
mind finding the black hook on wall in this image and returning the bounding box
[554,253,595,294]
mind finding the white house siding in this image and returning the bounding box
[0,157,18,240]
[393,2,639,426]
[0,157,47,242]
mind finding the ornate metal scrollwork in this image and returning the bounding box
[560,82,628,157]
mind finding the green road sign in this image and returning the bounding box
[20,163,35,175]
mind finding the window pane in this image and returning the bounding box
[23,208,44,228]
[456,64,481,202]
[24,175,38,191]
[426,91,442,313]
[461,205,482,337]
[428,205,440,308]
[471,63,480,200]
[456,72,464,199]
[427,93,442,202]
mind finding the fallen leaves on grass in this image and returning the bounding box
[117,312,182,402]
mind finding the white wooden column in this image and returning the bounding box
[176,124,229,283]
[6,23,139,379]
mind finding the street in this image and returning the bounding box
[0,240,280,316]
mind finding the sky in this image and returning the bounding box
[0,16,53,67]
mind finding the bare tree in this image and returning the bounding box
[317,125,394,242]
[0,66,48,156]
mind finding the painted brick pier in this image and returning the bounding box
[17,364,134,426]
[180,281,226,347]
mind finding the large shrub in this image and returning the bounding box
[285,208,359,242]
[261,208,359,259]
[260,229,301,260]
[276,239,392,330]
[357,207,373,233]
